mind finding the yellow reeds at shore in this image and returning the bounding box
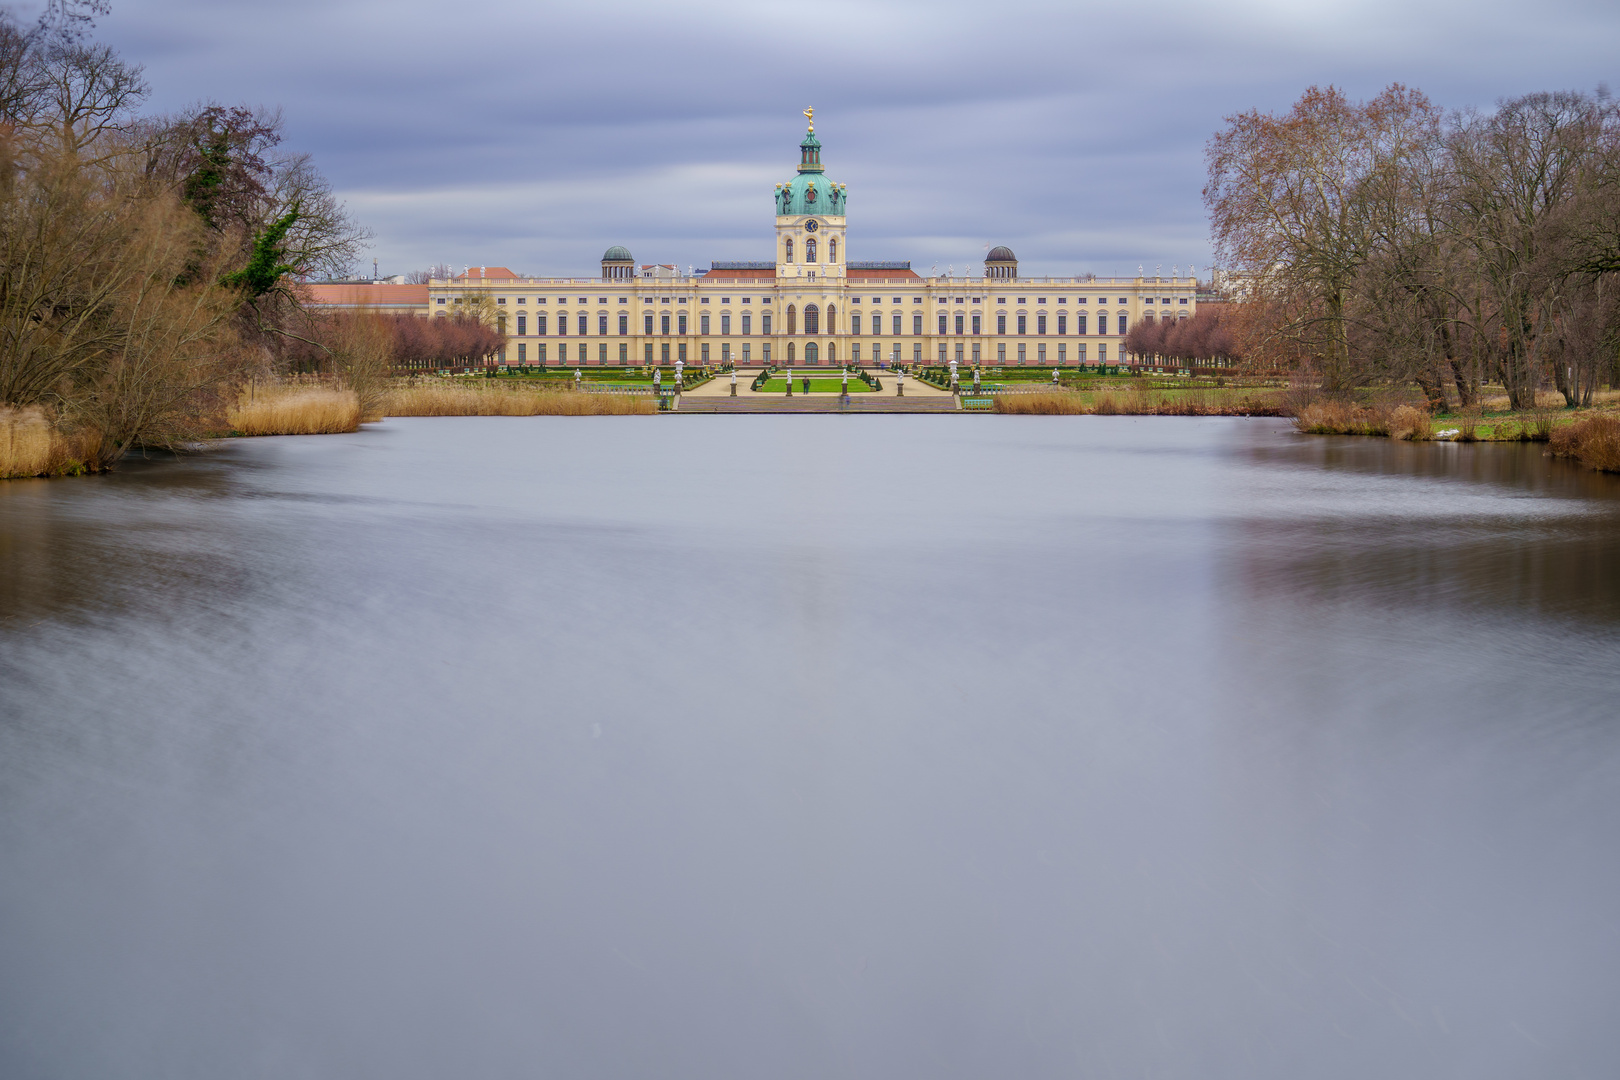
[993,388,1284,416]
[380,383,655,416]
[1550,414,1620,473]
[227,386,361,435]
[1,407,94,478]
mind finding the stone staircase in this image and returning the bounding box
[675,395,960,414]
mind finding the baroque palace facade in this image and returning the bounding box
[321,116,1198,369]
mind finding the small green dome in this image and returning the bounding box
[602,245,633,262]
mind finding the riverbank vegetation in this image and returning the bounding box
[1206,83,1620,470]
[0,2,368,477]
[379,382,655,416]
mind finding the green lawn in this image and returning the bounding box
[758,377,875,394]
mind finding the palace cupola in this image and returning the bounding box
[775,108,847,280]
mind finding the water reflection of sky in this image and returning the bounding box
[1,418,1617,1080]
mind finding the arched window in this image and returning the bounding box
[826,305,836,333]
[805,341,819,365]
[829,239,837,262]
[806,238,817,262]
[786,305,797,334]
[787,342,795,362]
[828,342,837,364]
[804,304,819,334]
[785,238,794,263]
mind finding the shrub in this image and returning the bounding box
[1548,414,1620,473]
[1387,405,1432,440]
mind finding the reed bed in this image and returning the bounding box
[1,408,98,478]
[227,386,361,435]
[381,383,655,416]
[993,388,1284,416]
[1549,414,1620,473]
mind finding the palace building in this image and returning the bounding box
[346,115,1200,370]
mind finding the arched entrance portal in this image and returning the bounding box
[805,341,819,365]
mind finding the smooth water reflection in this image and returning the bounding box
[2,417,1617,1079]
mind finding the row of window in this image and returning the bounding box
[507,341,1120,366]
[782,238,837,263]
[439,293,1187,310]
[503,311,1156,336]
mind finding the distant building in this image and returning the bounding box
[417,117,1201,369]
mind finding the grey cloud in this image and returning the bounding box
[98,0,1620,277]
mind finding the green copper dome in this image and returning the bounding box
[775,131,846,216]
[601,245,633,262]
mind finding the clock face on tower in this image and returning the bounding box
[804,218,819,232]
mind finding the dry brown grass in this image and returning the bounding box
[1387,405,1433,441]
[1,408,100,478]
[227,386,361,435]
[995,387,1286,416]
[381,383,655,416]
[1549,414,1620,473]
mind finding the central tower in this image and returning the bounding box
[774,109,846,281]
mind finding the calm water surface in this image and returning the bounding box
[2,416,1618,1079]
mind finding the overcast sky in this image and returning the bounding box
[74,0,1620,279]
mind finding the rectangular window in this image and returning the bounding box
[578,315,587,335]
[618,314,627,335]
[517,343,526,362]
[938,314,947,335]
[558,314,567,335]
[938,343,947,362]
[598,315,607,335]
[599,343,607,364]
[619,342,628,364]
[997,314,1006,334]
[661,314,670,335]
[701,343,709,362]
[645,342,654,363]
[972,314,981,335]
[912,314,922,336]
[700,315,709,334]
[955,314,963,334]
[1057,315,1066,335]
[913,343,922,362]
[1077,344,1086,362]
[1037,315,1046,335]
[1099,344,1107,361]
[1018,343,1027,365]
[1118,315,1127,335]
[1038,343,1046,363]
[762,314,772,334]
[721,315,730,335]
[997,343,1006,362]
[517,315,526,335]
[1077,315,1088,335]
[662,343,670,363]
[954,343,964,361]
[762,344,770,363]
[721,344,730,362]
[742,314,751,335]
[1098,316,1108,335]
[743,343,751,363]
[1017,315,1027,335]
[971,342,981,363]
[1058,344,1066,363]
[892,315,902,335]
[538,343,547,363]
[536,316,547,335]
[852,315,861,335]
[678,315,688,335]
[852,344,861,362]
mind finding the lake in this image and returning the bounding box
[2,416,1617,1079]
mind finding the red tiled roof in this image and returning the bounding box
[299,283,429,307]
[454,267,519,280]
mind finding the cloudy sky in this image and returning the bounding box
[77,0,1620,279]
